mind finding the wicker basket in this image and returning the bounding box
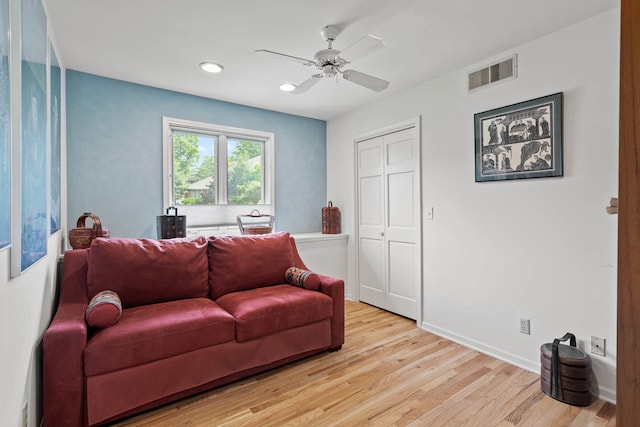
[237,209,274,235]
[68,212,109,249]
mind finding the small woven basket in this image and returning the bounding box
[68,212,109,249]
[237,209,274,235]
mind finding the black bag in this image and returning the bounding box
[156,207,186,239]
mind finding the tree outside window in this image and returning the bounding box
[172,132,263,206]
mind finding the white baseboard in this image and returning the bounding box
[420,321,616,404]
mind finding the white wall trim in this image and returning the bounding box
[353,117,420,144]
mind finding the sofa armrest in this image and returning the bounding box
[317,274,345,350]
[43,250,89,427]
[289,236,345,349]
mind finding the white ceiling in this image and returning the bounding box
[44,0,619,121]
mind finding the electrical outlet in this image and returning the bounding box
[591,336,606,356]
[22,402,27,427]
[520,318,530,335]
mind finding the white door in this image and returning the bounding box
[357,124,421,320]
[357,137,386,309]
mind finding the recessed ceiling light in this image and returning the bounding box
[279,83,296,92]
[200,62,224,73]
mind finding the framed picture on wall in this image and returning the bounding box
[474,92,563,182]
[11,0,47,275]
[50,40,61,234]
[0,0,9,250]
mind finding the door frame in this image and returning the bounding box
[617,0,639,422]
[353,116,422,326]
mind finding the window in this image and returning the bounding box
[163,117,274,227]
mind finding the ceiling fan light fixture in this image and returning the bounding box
[279,83,297,92]
[199,62,224,73]
[322,64,337,77]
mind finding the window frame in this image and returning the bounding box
[162,117,274,227]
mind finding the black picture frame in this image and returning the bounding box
[474,92,563,182]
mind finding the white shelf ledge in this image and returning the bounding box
[291,232,348,243]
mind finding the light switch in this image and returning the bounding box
[426,207,434,220]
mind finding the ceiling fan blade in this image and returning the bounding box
[339,35,385,62]
[342,69,389,92]
[255,49,316,66]
[291,75,322,94]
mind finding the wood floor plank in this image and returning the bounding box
[113,301,615,426]
[503,384,546,425]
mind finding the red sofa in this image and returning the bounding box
[43,232,344,427]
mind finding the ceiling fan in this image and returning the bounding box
[256,25,390,94]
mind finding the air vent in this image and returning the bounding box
[468,55,517,92]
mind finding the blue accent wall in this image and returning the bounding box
[66,71,326,237]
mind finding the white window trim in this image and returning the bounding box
[162,117,275,227]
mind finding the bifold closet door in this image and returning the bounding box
[357,136,386,309]
[357,126,420,320]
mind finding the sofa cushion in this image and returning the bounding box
[285,267,321,291]
[87,237,209,308]
[84,298,235,376]
[208,232,294,299]
[85,290,122,328]
[216,284,333,342]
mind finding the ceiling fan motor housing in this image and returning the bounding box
[321,25,341,42]
[314,48,340,64]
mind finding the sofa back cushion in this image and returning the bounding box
[208,232,294,299]
[87,237,209,308]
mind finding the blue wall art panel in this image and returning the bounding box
[17,0,47,272]
[50,42,61,234]
[0,0,9,250]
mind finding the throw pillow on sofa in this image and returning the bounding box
[208,232,294,299]
[87,237,209,308]
[285,267,320,291]
[85,290,122,328]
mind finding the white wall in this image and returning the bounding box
[0,1,67,425]
[327,9,619,402]
[0,236,63,427]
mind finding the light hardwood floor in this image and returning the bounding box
[114,301,616,426]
